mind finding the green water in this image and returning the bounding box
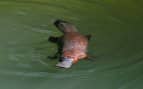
[0,0,143,89]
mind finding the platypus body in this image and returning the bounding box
[49,20,91,68]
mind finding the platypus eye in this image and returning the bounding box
[54,20,68,26]
[54,19,78,33]
[58,22,64,26]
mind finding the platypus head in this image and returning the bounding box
[54,19,78,33]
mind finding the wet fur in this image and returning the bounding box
[48,20,91,62]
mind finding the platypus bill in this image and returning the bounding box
[49,19,91,68]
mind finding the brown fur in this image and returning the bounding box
[49,20,91,63]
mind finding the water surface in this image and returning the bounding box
[0,0,143,89]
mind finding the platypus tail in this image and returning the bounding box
[54,19,78,33]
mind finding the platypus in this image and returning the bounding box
[49,20,91,68]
